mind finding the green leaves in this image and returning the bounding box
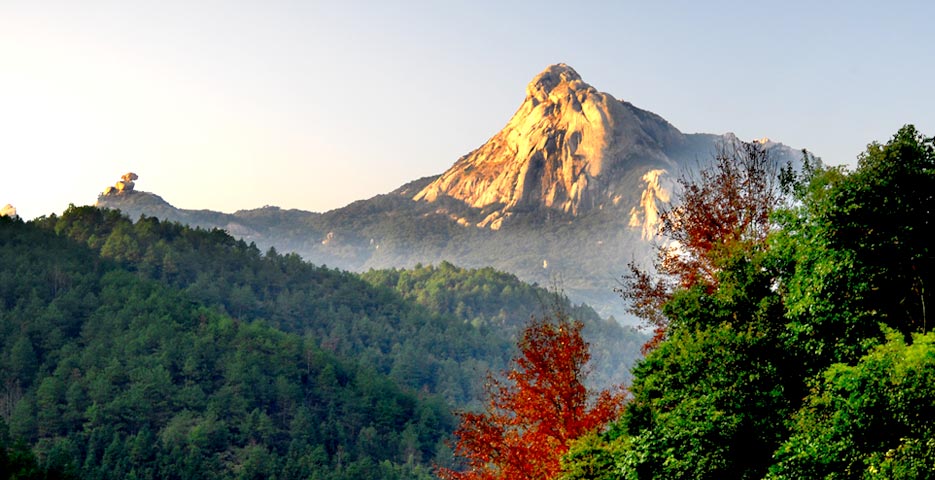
[563,126,935,479]
[821,126,934,335]
[1,215,454,479]
[769,330,935,479]
[619,323,791,479]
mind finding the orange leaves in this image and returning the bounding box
[437,316,626,480]
[620,140,787,352]
[660,140,781,291]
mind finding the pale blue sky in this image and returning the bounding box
[2,0,933,219]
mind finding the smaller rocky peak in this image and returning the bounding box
[1,204,17,218]
[100,172,139,197]
[96,173,176,214]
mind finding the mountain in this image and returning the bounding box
[414,64,687,226]
[97,64,802,321]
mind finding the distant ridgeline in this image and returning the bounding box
[0,207,644,478]
[96,64,804,322]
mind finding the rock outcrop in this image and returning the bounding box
[628,169,674,240]
[1,204,16,218]
[101,172,138,196]
[413,64,683,228]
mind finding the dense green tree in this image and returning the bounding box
[769,330,935,479]
[0,417,46,480]
[362,262,646,389]
[773,126,934,375]
[8,337,37,387]
[4,204,637,479]
[1,216,453,479]
[562,126,935,479]
[825,126,934,335]
[556,430,626,480]
[601,238,793,479]
[33,206,521,406]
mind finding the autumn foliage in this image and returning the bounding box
[437,315,626,480]
[660,141,782,287]
[620,140,790,352]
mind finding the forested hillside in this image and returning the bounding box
[557,126,935,479]
[5,125,930,478]
[0,217,452,479]
[361,263,643,387]
[20,208,643,404]
[0,204,644,479]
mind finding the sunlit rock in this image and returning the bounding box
[1,204,16,218]
[413,63,682,228]
[101,172,139,196]
[628,169,674,240]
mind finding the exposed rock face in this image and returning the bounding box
[628,169,674,240]
[101,172,138,196]
[414,64,683,227]
[0,204,16,218]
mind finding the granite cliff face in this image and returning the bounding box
[628,169,674,241]
[414,64,683,229]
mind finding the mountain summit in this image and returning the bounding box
[414,63,685,228]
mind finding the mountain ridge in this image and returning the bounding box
[96,64,804,321]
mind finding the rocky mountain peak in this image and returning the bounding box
[413,64,683,228]
[525,63,585,102]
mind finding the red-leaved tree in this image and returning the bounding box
[437,315,626,480]
[619,139,792,352]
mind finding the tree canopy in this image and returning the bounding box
[0,216,453,479]
[563,126,935,479]
[439,315,625,480]
[1,200,642,479]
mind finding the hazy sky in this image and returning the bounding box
[2,0,933,220]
